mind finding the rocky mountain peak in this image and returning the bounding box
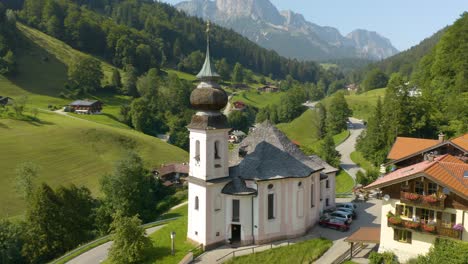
[215,0,284,24]
[176,0,399,61]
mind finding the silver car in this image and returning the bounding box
[329,211,353,224]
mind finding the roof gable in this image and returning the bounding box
[387,137,440,160]
[230,122,324,180]
[451,133,468,152]
[366,155,468,200]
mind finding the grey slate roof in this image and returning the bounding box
[69,100,100,106]
[221,176,257,196]
[196,42,220,80]
[309,155,339,173]
[229,121,324,181]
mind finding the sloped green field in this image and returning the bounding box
[0,112,188,218]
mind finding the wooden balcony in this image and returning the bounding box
[387,217,462,240]
[400,191,446,210]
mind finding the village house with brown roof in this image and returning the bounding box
[365,154,468,262]
[386,133,468,168]
[257,84,279,93]
[152,163,189,187]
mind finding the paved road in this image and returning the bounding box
[313,198,381,264]
[67,225,165,264]
[336,117,366,180]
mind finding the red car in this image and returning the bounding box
[319,217,350,232]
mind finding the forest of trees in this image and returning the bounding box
[357,12,468,170]
[0,4,18,75]
[6,0,339,83]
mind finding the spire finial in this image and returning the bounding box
[196,20,220,80]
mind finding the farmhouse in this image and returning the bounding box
[152,163,189,187]
[0,96,12,106]
[365,154,468,262]
[257,84,279,93]
[69,100,103,114]
[186,26,337,250]
[386,133,468,168]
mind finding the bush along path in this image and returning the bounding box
[56,202,188,264]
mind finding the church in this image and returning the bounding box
[186,23,338,250]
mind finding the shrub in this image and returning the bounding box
[369,251,397,264]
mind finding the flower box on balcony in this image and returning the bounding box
[423,195,438,203]
[404,221,420,229]
[388,216,402,225]
[403,192,420,201]
[422,224,436,233]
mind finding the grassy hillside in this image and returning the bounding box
[0,111,188,218]
[277,109,349,153]
[344,88,386,120]
[0,24,189,218]
[231,90,284,109]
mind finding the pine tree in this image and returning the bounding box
[319,133,341,168]
[232,63,244,83]
[111,68,122,89]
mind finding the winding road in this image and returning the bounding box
[66,225,165,264]
[335,117,366,181]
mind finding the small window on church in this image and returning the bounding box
[298,182,302,187]
[268,184,274,190]
[214,141,221,159]
[195,196,199,210]
[195,140,200,162]
[268,193,275,220]
[326,180,329,189]
[311,183,315,208]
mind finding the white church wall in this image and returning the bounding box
[225,195,254,244]
[205,184,226,246]
[187,182,207,245]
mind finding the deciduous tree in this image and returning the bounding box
[108,213,152,264]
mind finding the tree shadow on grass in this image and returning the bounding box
[0,121,9,129]
[9,31,68,97]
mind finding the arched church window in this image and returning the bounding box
[195,140,200,161]
[195,196,199,210]
[214,141,221,159]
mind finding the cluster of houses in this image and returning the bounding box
[365,133,468,262]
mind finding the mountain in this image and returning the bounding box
[175,0,399,61]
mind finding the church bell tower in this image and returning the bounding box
[187,21,230,248]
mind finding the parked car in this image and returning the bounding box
[329,211,353,224]
[336,202,357,209]
[335,207,357,219]
[319,217,349,232]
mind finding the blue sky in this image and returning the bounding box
[162,0,467,51]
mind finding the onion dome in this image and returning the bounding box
[189,21,228,112]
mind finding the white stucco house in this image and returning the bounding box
[365,154,468,262]
[185,30,338,250]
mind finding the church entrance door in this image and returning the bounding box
[231,224,241,243]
